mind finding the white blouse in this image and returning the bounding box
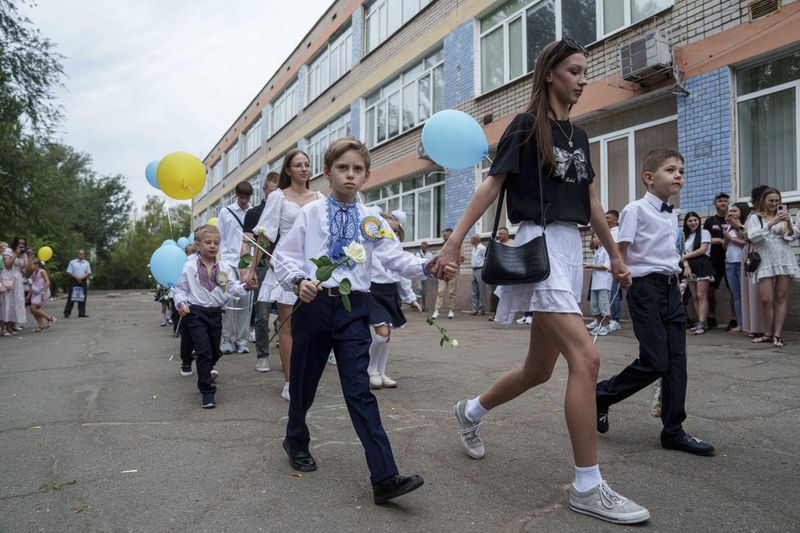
[685,229,712,257]
[255,188,323,244]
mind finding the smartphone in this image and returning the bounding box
[777,204,786,213]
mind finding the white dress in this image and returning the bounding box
[255,188,324,305]
[494,221,583,323]
[745,214,800,284]
[0,249,27,323]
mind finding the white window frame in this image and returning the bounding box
[364,0,431,55]
[735,78,800,202]
[308,27,353,104]
[243,118,262,159]
[307,113,352,178]
[588,115,677,208]
[225,141,240,175]
[363,170,446,244]
[597,0,674,40]
[271,80,300,134]
[362,48,444,148]
[475,154,519,235]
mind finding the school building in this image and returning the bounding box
[192,0,800,316]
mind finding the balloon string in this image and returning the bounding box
[165,204,174,240]
[237,229,294,276]
[484,154,494,165]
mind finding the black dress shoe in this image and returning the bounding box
[597,408,609,434]
[78,315,89,318]
[661,433,714,456]
[282,439,317,472]
[373,474,424,505]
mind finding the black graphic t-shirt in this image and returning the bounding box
[489,112,595,225]
[703,215,725,263]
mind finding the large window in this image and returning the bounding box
[308,113,352,178]
[479,0,596,93]
[209,161,222,189]
[600,0,672,37]
[308,28,353,103]
[243,118,262,159]
[736,50,800,198]
[477,150,520,234]
[364,49,444,147]
[365,0,431,54]
[363,170,445,242]
[588,116,678,211]
[225,141,240,175]
[271,80,300,134]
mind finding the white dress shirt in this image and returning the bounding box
[273,199,428,292]
[217,201,250,264]
[172,258,249,309]
[471,243,486,268]
[371,255,418,304]
[618,191,681,278]
[591,246,613,290]
[66,258,92,279]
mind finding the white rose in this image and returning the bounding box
[343,241,367,265]
[450,339,459,347]
[255,226,267,236]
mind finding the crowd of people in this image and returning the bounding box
[142,38,800,524]
[0,238,93,336]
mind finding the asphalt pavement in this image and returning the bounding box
[1,290,798,532]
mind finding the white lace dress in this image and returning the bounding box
[255,189,324,305]
[745,214,800,284]
[0,249,27,323]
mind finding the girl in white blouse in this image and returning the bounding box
[681,212,714,334]
[745,187,799,348]
[253,149,323,401]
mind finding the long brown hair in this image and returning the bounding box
[756,187,789,234]
[278,149,310,190]
[524,40,587,172]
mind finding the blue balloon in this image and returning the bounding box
[150,245,188,287]
[145,160,160,189]
[161,239,177,248]
[176,237,189,250]
[421,110,489,169]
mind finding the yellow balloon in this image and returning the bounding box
[208,217,218,226]
[156,151,207,200]
[38,246,53,262]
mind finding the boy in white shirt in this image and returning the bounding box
[584,236,612,335]
[595,149,714,456]
[173,225,257,408]
[273,138,458,505]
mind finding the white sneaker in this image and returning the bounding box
[608,320,621,332]
[524,316,533,325]
[160,318,167,327]
[369,372,383,389]
[568,481,650,524]
[255,358,270,372]
[281,382,290,402]
[381,374,397,388]
[516,316,527,324]
[448,310,455,319]
[210,369,219,382]
[235,341,250,354]
[592,326,610,337]
[586,319,599,330]
[328,352,337,365]
[431,310,440,320]
[248,329,256,343]
[220,340,233,354]
[453,399,485,459]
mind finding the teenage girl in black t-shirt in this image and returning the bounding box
[427,40,649,524]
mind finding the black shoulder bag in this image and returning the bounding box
[481,160,550,285]
[745,216,762,274]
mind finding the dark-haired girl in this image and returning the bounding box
[681,212,714,334]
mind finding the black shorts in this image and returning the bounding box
[710,256,726,289]
[368,283,406,328]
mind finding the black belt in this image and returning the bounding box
[472,266,483,269]
[319,287,367,298]
[640,272,680,285]
[189,305,224,315]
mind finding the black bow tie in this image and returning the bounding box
[661,202,674,213]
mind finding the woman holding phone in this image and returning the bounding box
[1,236,33,336]
[745,188,799,348]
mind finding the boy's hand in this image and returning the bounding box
[441,262,459,281]
[178,303,190,317]
[610,256,632,289]
[245,277,258,290]
[409,301,422,312]
[298,280,321,303]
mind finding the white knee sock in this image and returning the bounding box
[377,341,390,375]
[465,396,488,422]
[368,333,389,374]
[573,465,602,492]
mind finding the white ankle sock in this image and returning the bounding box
[465,396,488,422]
[369,334,389,374]
[573,465,602,492]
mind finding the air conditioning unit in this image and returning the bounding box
[619,30,672,83]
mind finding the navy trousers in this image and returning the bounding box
[596,274,688,438]
[184,306,223,394]
[286,291,398,485]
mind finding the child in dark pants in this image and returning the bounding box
[173,225,256,408]
[595,148,714,456]
[273,138,458,504]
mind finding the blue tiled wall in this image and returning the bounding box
[444,167,476,230]
[350,98,361,140]
[443,20,475,108]
[677,67,732,211]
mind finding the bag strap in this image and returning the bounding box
[225,206,245,230]
[490,145,547,239]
